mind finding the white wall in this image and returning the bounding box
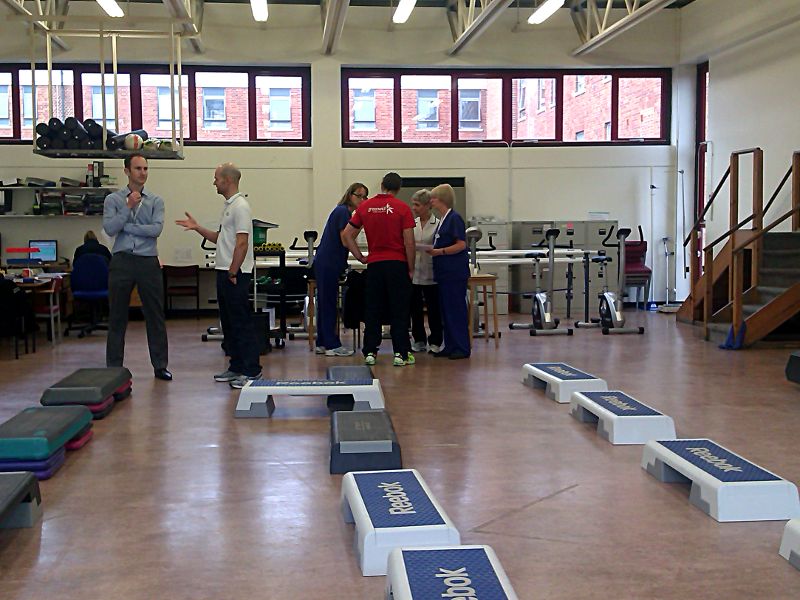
[0,4,684,300]
[679,0,800,249]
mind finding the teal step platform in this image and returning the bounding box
[0,406,93,461]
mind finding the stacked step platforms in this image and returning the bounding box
[570,391,676,445]
[341,468,460,576]
[41,367,132,420]
[331,410,402,474]
[0,472,42,529]
[386,545,518,600]
[326,365,374,412]
[0,406,93,479]
[522,362,607,403]
[235,377,385,418]
[641,439,800,522]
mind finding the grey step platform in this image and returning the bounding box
[41,367,133,406]
[779,519,800,570]
[235,378,385,418]
[0,406,93,461]
[386,545,519,600]
[521,362,607,403]
[570,391,676,445]
[331,410,402,474]
[642,439,800,522]
[0,472,42,529]
[327,365,374,412]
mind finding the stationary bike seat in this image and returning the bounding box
[591,256,612,264]
[525,251,547,259]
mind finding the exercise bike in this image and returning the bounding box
[509,228,573,336]
[596,226,645,335]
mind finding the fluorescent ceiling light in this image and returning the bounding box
[393,0,417,24]
[251,0,269,22]
[95,0,124,18]
[528,0,564,25]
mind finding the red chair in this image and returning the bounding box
[625,239,652,310]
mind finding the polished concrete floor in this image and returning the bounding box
[0,311,798,599]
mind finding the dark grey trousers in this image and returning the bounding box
[106,252,168,370]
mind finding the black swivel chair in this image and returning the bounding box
[65,254,109,338]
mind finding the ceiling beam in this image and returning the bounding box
[1,0,69,50]
[447,0,515,55]
[571,0,674,56]
[321,0,350,55]
[161,0,205,53]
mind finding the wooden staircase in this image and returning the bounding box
[679,150,800,348]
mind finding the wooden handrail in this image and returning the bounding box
[731,147,763,156]
[703,215,754,253]
[733,205,800,254]
[683,166,730,248]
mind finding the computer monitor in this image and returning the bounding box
[29,240,58,263]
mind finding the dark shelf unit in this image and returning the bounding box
[33,149,183,160]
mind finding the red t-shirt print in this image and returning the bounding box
[349,193,415,264]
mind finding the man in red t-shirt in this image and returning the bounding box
[342,172,416,366]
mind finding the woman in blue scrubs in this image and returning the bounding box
[314,182,368,356]
[427,184,470,360]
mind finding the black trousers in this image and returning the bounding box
[107,253,168,369]
[363,260,411,357]
[217,270,261,377]
[410,284,443,346]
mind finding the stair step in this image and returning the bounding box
[743,304,764,316]
[706,321,731,333]
[763,232,800,251]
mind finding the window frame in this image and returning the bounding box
[342,67,670,148]
[0,62,311,147]
[201,86,227,129]
[267,87,292,131]
[458,88,481,131]
[415,89,440,130]
[351,87,377,131]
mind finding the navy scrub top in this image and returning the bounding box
[432,210,469,282]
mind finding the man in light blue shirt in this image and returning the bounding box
[103,154,171,380]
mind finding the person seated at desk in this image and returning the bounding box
[73,230,111,264]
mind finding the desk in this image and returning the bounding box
[467,273,499,349]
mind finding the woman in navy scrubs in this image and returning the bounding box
[314,182,368,356]
[427,184,470,359]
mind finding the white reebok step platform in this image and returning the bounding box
[521,362,607,404]
[570,391,676,445]
[386,545,518,600]
[779,519,800,570]
[341,468,460,576]
[235,378,385,418]
[641,439,800,522]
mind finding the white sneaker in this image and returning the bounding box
[315,346,326,354]
[325,346,355,357]
[411,341,427,352]
[428,344,442,354]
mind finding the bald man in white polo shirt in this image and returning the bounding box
[176,163,262,388]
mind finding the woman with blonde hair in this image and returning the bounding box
[313,182,369,356]
[427,183,470,359]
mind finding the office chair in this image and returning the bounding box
[64,254,109,338]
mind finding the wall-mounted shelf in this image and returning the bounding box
[34,149,183,160]
[0,214,103,218]
[0,186,116,192]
